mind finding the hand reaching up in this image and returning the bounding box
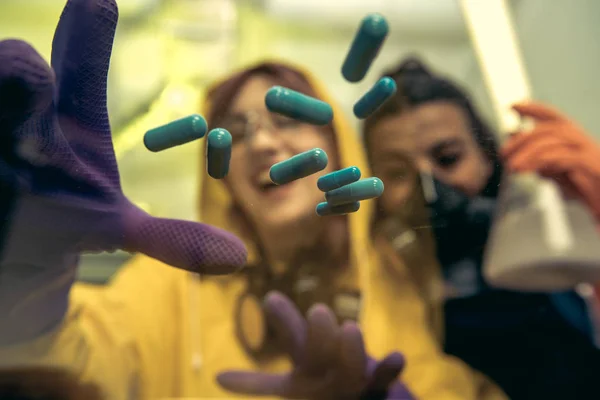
[0,0,246,344]
[217,292,415,400]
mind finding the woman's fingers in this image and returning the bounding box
[123,215,247,274]
[263,291,307,365]
[503,136,574,173]
[0,40,55,144]
[216,371,286,397]
[360,352,406,400]
[336,321,368,397]
[300,303,340,376]
[502,125,575,160]
[512,102,567,123]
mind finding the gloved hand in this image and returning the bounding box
[0,0,246,345]
[502,102,600,225]
[217,292,414,400]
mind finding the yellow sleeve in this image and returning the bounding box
[362,239,508,400]
[0,256,187,400]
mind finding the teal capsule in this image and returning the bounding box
[354,77,397,119]
[317,166,361,192]
[341,13,389,83]
[325,177,384,206]
[270,148,328,185]
[144,114,207,152]
[316,201,361,217]
[207,128,232,179]
[265,86,333,126]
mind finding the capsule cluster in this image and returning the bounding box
[264,12,394,216]
[316,167,384,217]
[267,151,384,217]
[143,12,395,194]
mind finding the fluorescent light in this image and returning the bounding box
[458,0,532,136]
[264,0,466,37]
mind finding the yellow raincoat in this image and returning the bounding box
[0,62,507,400]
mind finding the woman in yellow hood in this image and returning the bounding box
[0,1,507,399]
[193,60,505,400]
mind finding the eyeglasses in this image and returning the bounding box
[218,111,304,145]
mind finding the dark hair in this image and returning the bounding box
[206,62,320,130]
[0,368,103,400]
[363,56,500,165]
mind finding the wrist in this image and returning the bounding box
[0,254,77,346]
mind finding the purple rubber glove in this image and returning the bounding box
[217,292,415,400]
[0,0,246,345]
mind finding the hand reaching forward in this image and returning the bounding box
[0,0,246,344]
[0,0,246,273]
[217,292,415,400]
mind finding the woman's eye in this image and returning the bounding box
[436,153,461,168]
[220,120,247,144]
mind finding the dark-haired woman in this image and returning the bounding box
[363,57,600,400]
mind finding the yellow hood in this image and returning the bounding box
[196,60,374,269]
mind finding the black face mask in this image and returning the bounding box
[425,176,497,266]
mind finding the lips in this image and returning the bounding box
[255,170,277,192]
[252,170,295,201]
[262,183,279,192]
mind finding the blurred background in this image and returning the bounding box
[1,0,599,282]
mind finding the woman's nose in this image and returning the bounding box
[246,126,283,156]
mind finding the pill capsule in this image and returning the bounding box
[270,148,328,185]
[317,166,361,192]
[353,77,397,119]
[206,128,232,179]
[341,13,389,83]
[144,114,207,152]
[325,177,384,206]
[265,86,333,126]
[316,201,361,217]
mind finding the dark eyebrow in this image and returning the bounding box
[430,138,462,155]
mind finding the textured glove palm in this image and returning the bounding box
[0,0,246,344]
[217,292,415,400]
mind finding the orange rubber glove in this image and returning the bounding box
[502,102,600,310]
[502,102,600,226]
